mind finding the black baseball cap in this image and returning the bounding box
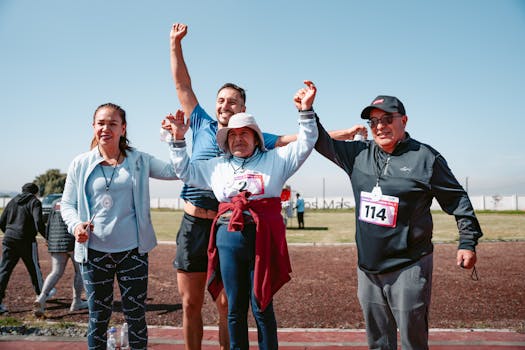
[361,95,406,119]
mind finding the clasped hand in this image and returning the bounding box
[162,109,189,141]
[294,80,317,111]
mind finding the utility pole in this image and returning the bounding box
[322,177,326,209]
[465,176,469,194]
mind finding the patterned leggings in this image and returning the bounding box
[82,248,148,350]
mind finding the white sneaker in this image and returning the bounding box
[37,287,57,303]
[33,300,45,317]
[34,287,57,317]
[69,299,88,312]
[0,304,8,314]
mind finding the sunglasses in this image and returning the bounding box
[367,114,402,128]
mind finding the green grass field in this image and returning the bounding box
[150,209,524,243]
[1,208,523,243]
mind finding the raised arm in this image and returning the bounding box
[170,23,198,117]
[274,81,367,146]
[328,127,368,141]
[274,81,319,177]
[294,80,317,110]
[275,125,368,147]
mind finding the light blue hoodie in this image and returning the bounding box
[61,147,179,256]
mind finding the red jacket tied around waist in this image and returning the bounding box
[207,191,292,311]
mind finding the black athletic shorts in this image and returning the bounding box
[173,213,213,272]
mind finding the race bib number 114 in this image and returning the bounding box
[358,191,399,227]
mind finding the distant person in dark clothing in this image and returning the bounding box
[34,200,87,317]
[295,193,305,229]
[0,183,46,314]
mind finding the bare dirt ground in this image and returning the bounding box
[1,241,524,331]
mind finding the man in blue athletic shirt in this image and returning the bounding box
[169,22,354,350]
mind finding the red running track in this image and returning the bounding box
[1,326,524,349]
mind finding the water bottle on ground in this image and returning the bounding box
[107,326,117,350]
[120,322,129,349]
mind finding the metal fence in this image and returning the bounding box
[2,195,522,211]
[297,195,525,211]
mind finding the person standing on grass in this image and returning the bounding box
[294,193,305,229]
[314,95,483,349]
[0,182,45,314]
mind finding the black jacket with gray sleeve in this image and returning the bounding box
[314,116,482,274]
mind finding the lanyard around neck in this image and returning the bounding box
[99,153,121,192]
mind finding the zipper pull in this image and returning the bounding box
[383,156,391,175]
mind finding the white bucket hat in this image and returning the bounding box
[216,113,267,155]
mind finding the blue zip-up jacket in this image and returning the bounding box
[61,147,179,255]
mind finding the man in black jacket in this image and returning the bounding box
[314,95,483,350]
[0,183,46,314]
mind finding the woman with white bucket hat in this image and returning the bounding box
[164,80,318,350]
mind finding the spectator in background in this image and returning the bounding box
[34,199,88,317]
[280,186,293,227]
[0,183,45,314]
[295,193,305,229]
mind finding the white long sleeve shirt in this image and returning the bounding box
[169,111,318,202]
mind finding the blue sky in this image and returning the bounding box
[1,0,524,198]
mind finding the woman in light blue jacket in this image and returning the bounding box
[61,102,178,350]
